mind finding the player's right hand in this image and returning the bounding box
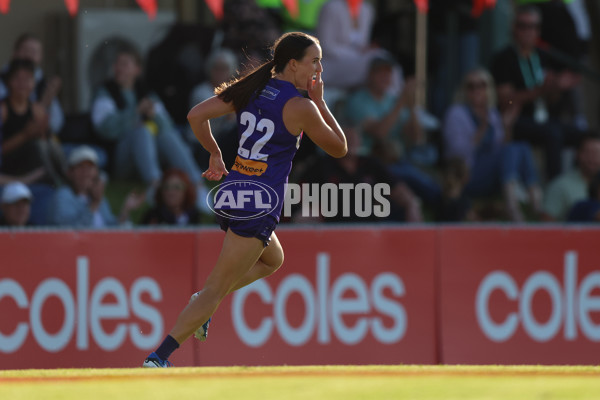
[202,153,228,181]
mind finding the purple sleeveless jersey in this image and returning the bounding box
[213,78,303,221]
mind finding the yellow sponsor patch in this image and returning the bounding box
[232,155,268,176]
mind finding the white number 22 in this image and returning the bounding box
[238,111,274,161]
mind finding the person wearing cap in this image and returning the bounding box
[0,181,32,227]
[47,145,144,227]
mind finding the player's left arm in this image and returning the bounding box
[286,72,347,158]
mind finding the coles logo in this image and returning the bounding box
[476,251,600,342]
[0,256,163,353]
[231,252,407,347]
[208,180,279,220]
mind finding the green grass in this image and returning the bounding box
[1,365,600,400]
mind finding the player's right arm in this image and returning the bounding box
[187,95,235,181]
[284,72,347,158]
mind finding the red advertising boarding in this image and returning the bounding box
[439,227,600,365]
[192,227,438,366]
[0,228,437,369]
[0,231,197,369]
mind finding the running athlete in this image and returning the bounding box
[143,32,347,367]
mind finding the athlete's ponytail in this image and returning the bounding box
[216,32,319,111]
[216,59,275,111]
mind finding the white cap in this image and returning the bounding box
[68,145,98,167]
[1,182,32,204]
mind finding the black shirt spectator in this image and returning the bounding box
[490,45,551,119]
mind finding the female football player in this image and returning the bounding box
[144,32,346,367]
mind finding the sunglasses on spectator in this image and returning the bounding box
[466,81,487,90]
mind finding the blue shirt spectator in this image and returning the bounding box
[47,145,143,227]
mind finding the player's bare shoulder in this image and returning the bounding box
[282,96,320,136]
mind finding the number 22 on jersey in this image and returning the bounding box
[237,111,274,161]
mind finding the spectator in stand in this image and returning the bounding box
[316,0,400,93]
[47,145,144,227]
[443,68,543,222]
[141,168,201,226]
[515,0,589,67]
[542,134,600,221]
[344,55,441,207]
[90,45,207,209]
[0,103,53,226]
[189,48,238,114]
[567,171,600,223]
[490,5,585,181]
[0,181,32,227]
[188,48,239,170]
[515,0,591,131]
[293,126,422,223]
[0,33,64,135]
[0,59,66,186]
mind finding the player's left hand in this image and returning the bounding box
[202,152,228,181]
[307,71,324,103]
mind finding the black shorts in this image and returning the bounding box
[216,211,278,247]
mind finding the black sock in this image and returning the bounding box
[155,335,180,361]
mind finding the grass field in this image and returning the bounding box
[1,365,599,400]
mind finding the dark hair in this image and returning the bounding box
[106,44,147,108]
[156,168,196,210]
[13,33,40,53]
[115,43,143,66]
[216,32,319,111]
[5,58,35,81]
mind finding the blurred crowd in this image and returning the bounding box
[1,0,600,228]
